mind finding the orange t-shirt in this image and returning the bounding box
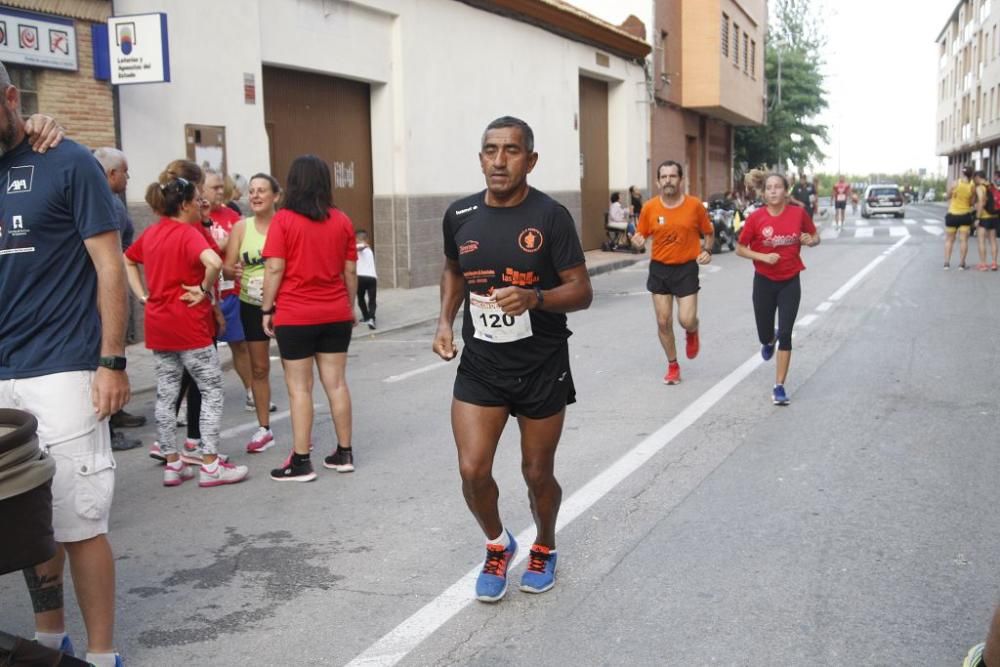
[637,195,713,265]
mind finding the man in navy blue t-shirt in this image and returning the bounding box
[0,61,130,667]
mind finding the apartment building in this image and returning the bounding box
[936,0,1000,178]
[649,0,767,198]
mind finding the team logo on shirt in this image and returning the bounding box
[762,225,774,239]
[6,165,33,194]
[502,267,538,287]
[3,214,28,237]
[518,228,543,253]
[459,240,479,255]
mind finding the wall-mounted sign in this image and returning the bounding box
[108,13,169,85]
[244,72,255,104]
[0,8,77,71]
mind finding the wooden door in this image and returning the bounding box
[579,77,609,250]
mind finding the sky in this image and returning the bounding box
[568,0,948,177]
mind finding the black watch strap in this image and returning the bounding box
[98,355,127,371]
[533,286,544,310]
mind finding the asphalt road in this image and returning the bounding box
[3,201,997,666]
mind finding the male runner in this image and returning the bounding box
[0,62,129,666]
[832,174,851,230]
[631,160,713,384]
[433,116,592,602]
[945,165,976,270]
[791,173,817,218]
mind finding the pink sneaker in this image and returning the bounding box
[199,459,249,487]
[180,440,229,466]
[149,441,167,463]
[163,461,195,487]
[246,427,275,454]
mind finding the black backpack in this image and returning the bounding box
[985,185,1000,215]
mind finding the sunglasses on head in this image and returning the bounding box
[160,177,196,198]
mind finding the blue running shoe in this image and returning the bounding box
[772,384,790,406]
[520,544,557,594]
[59,635,74,656]
[475,532,517,602]
[761,330,777,361]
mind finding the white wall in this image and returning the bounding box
[114,0,648,203]
[115,0,270,203]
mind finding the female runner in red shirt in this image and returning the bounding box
[261,156,358,482]
[736,173,820,406]
[125,160,249,488]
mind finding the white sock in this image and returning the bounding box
[86,652,119,667]
[487,529,510,548]
[166,460,184,470]
[33,631,65,650]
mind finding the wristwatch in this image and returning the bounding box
[533,286,545,310]
[98,355,127,371]
[261,306,276,315]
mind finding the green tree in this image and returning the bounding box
[735,0,829,173]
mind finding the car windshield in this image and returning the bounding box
[870,188,899,198]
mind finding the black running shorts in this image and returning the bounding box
[239,300,269,343]
[979,217,1000,232]
[646,260,700,298]
[274,321,352,360]
[453,344,576,419]
[946,213,974,229]
[835,201,847,210]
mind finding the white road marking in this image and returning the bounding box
[821,228,840,240]
[345,233,913,667]
[796,314,818,327]
[903,218,916,225]
[924,218,941,225]
[923,225,944,236]
[855,219,869,226]
[815,301,833,312]
[828,235,909,303]
[854,228,874,238]
[384,360,454,384]
[219,403,324,439]
[889,226,909,237]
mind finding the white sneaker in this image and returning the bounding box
[180,441,229,466]
[176,399,187,426]
[163,461,195,487]
[246,427,275,454]
[245,391,278,413]
[199,460,249,487]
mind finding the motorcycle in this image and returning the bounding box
[705,195,737,253]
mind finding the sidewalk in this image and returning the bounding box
[126,248,645,396]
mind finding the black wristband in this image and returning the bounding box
[261,306,275,315]
[533,286,544,310]
[199,284,209,294]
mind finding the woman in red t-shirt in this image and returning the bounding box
[125,159,248,489]
[261,155,358,482]
[736,172,820,406]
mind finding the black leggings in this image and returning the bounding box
[752,273,801,351]
[357,276,377,321]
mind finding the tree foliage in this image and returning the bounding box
[735,0,829,173]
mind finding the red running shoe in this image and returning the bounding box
[685,330,700,359]
[663,361,681,385]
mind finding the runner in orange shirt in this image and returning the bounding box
[631,160,714,384]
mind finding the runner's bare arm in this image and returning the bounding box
[343,259,358,325]
[124,255,147,302]
[495,263,592,316]
[83,230,131,417]
[736,242,780,265]
[433,258,464,360]
[261,256,285,338]
[222,220,245,280]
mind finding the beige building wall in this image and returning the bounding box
[936,0,1000,178]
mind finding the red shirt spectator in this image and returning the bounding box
[262,207,358,326]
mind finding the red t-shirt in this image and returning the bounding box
[209,206,241,298]
[833,182,851,203]
[738,205,816,281]
[125,218,214,351]
[262,208,358,326]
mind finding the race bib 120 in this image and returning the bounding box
[469,292,532,343]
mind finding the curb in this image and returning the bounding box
[130,255,646,398]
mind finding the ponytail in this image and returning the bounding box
[145,160,203,216]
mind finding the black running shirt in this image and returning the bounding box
[442,188,586,376]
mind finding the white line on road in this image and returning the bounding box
[815,301,833,312]
[828,235,909,303]
[384,360,454,384]
[219,403,325,439]
[903,218,916,225]
[854,227,874,238]
[855,219,869,226]
[821,228,840,240]
[923,225,944,236]
[796,314,819,327]
[889,226,909,237]
[346,233,913,667]
[924,218,941,225]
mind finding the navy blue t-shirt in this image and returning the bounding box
[0,137,120,379]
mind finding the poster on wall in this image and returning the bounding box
[107,13,169,84]
[0,8,77,71]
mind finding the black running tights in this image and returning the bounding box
[752,273,801,351]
